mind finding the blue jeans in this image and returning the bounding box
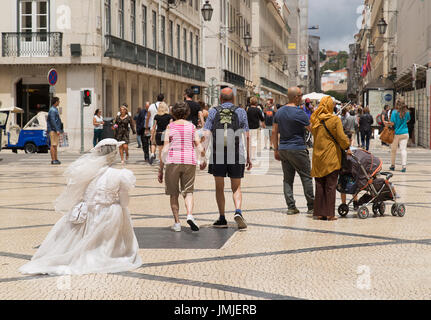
[361,131,371,151]
[137,134,142,148]
[93,129,103,147]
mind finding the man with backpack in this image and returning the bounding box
[146,94,164,164]
[202,87,252,230]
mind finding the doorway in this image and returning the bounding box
[16,82,50,124]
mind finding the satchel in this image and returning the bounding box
[380,126,395,144]
[321,120,350,173]
[69,201,88,224]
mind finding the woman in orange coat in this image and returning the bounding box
[310,96,350,221]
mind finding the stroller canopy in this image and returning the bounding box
[348,149,383,189]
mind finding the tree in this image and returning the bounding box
[325,90,348,103]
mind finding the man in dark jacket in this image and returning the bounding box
[137,102,150,161]
[359,106,374,151]
[47,97,63,165]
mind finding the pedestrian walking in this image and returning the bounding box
[355,107,363,147]
[134,108,142,148]
[264,102,276,150]
[47,97,63,165]
[247,96,266,160]
[19,139,141,275]
[310,96,350,221]
[377,106,390,146]
[359,107,374,151]
[151,102,173,166]
[93,109,104,147]
[271,87,314,215]
[202,87,252,230]
[138,102,151,162]
[114,104,136,165]
[388,99,411,173]
[185,88,205,128]
[407,107,415,146]
[158,102,207,232]
[147,94,164,164]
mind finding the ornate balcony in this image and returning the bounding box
[2,32,63,57]
[104,35,205,82]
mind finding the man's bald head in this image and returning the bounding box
[220,87,234,103]
[288,87,302,104]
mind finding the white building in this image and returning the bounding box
[250,0,291,104]
[202,0,252,107]
[0,0,207,152]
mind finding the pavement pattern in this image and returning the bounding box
[0,139,430,300]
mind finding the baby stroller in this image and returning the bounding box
[337,149,406,219]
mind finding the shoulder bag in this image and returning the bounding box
[321,120,350,173]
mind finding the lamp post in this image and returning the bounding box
[201,0,213,22]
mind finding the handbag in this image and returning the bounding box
[68,201,88,224]
[380,126,395,144]
[321,120,350,173]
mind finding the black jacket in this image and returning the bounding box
[359,114,374,133]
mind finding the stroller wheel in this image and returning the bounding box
[397,204,406,217]
[358,206,369,220]
[373,202,386,216]
[338,204,349,217]
[391,204,398,216]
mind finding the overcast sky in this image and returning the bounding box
[308,0,364,52]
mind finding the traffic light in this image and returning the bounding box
[83,90,91,105]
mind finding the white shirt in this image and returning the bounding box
[94,115,104,130]
[148,102,160,129]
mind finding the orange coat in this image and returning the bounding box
[311,115,350,178]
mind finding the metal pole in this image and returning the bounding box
[80,91,84,154]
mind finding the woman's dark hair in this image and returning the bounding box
[52,97,60,105]
[363,107,370,114]
[171,101,190,120]
[94,109,100,116]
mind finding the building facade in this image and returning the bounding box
[0,0,206,152]
[250,0,290,105]
[203,0,252,107]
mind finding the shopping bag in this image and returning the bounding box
[380,127,394,145]
[59,132,69,148]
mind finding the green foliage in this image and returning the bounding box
[321,50,349,73]
[325,91,348,103]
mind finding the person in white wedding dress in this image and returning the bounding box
[19,139,142,275]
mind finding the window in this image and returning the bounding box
[104,0,111,35]
[190,31,193,64]
[19,0,49,36]
[152,10,157,50]
[130,0,136,43]
[118,0,124,38]
[177,24,181,59]
[169,20,173,56]
[195,34,199,65]
[183,28,187,61]
[142,5,147,46]
[161,15,165,53]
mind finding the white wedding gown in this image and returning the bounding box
[19,167,142,275]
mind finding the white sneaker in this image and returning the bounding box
[186,215,199,232]
[171,223,181,232]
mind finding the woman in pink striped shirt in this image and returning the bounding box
[158,102,207,232]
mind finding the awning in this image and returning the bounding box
[395,65,427,91]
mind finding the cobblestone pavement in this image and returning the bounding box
[0,139,430,300]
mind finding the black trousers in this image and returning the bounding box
[142,135,150,160]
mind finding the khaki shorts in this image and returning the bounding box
[165,164,196,196]
[49,131,59,147]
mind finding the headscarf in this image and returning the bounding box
[54,139,125,215]
[310,96,337,130]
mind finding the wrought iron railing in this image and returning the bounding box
[104,35,205,82]
[224,69,245,88]
[2,32,63,57]
[260,77,288,95]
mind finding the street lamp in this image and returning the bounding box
[368,43,375,55]
[243,31,252,48]
[201,0,213,22]
[378,17,388,35]
[268,50,275,63]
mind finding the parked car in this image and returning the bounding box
[0,106,49,153]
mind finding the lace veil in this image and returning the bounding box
[54,139,125,215]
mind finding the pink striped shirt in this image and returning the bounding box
[166,122,197,165]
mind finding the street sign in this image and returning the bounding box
[49,85,56,94]
[288,43,297,50]
[47,68,58,86]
